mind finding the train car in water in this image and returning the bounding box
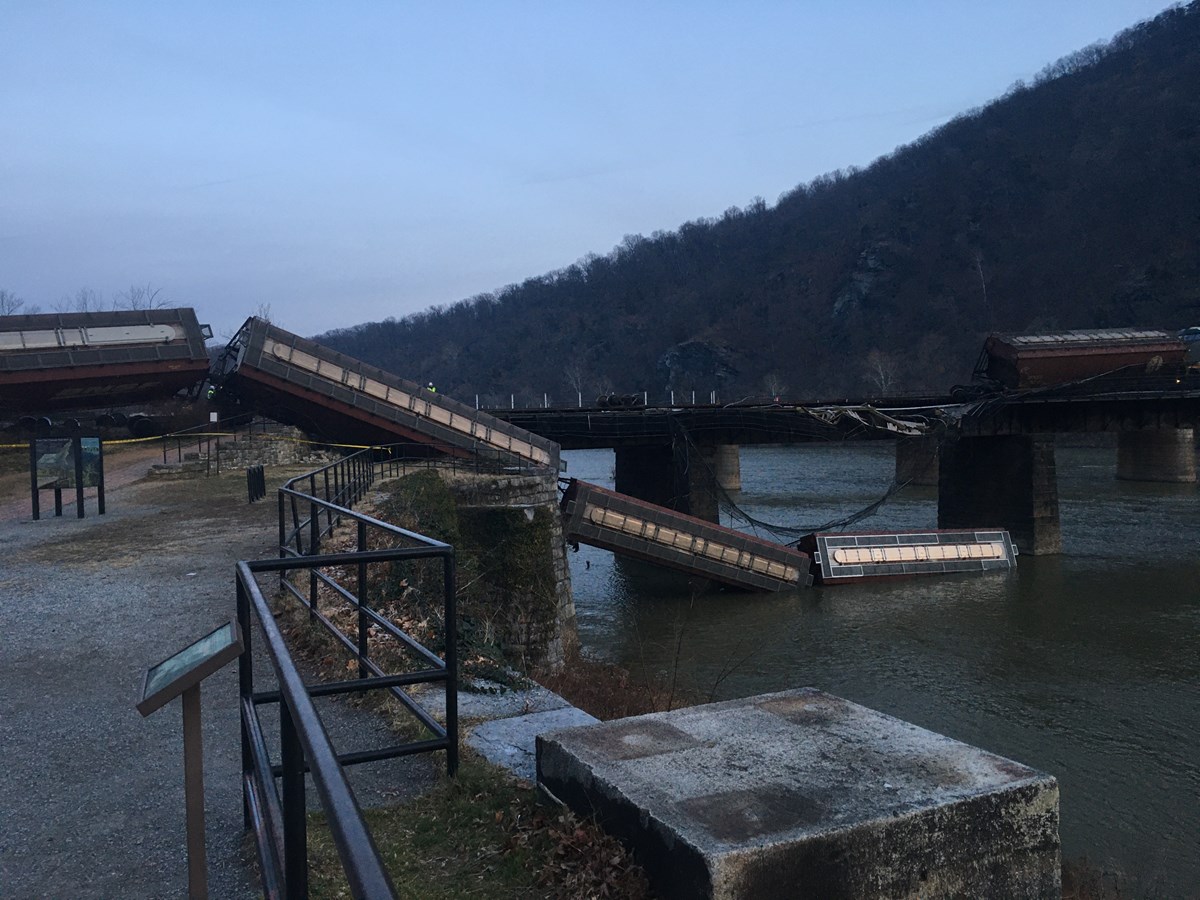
[561,478,812,592]
[214,317,560,470]
[0,308,212,415]
[971,328,1193,392]
[798,529,1017,585]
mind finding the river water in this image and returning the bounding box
[563,443,1200,894]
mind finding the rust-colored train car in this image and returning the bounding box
[0,308,212,414]
[975,329,1187,390]
[798,529,1017,585]
[561,479,812,592]
[216,317,559,469]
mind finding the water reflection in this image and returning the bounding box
[563,443,1200,892]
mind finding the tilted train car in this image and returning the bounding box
[561,478,813,592]
[973,328,1190,391]
[215,317,559,469]
[798,529,1017,585]
[0,308,212,414]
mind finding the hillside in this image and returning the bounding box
[318,3,1200,403]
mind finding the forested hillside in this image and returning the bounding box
[319,3,1200,403]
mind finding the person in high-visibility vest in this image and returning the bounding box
[426,382,437,393]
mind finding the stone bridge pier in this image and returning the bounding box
[931,427,1195,555]
[1116,428,1197,482]
[938,434,1062,555]
[613,443,730,523]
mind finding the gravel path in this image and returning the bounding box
[0,455,434,899]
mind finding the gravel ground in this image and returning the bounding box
[0,453,434,899]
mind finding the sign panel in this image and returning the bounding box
[137,621,244,717]
[35,438,74,489]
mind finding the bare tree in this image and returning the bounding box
[864,349,901,394]
[115,283,167,310]
[55,287,102,312]
[254,302,272,323]
[563,361,588,396]
[0,288,35,316]
[973,250,989,312]
[762,372,787,400]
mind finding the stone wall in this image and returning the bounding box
[377,466,577,671]
[452,471,577,670]
[216,430,342,469]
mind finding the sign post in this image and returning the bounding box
[137,621,244,900]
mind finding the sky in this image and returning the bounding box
[0,1,1179,340]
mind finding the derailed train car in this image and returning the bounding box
[972,328,1196,391]
[0,308,212,414]
[798,529,1017,585]
[561,479,813,592]
[215,317,559,469]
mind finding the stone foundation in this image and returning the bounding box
[895,435,939,486]
[938,434,1061,555]
[385,466,577,670]
[1116,428,1197,483]
[216,429,341,469]
[539,689,1060,900]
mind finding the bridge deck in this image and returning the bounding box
[561,479,812,592]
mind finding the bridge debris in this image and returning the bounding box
[561,479,813,592]
[799,528,1017,584]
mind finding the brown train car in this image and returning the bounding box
[216,316,560,470]
[975,329,1187,390]
[0,308,212,414]
[561,478,812,592]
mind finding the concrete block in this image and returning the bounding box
[471,706,599,782]
[1116,428,1197,482]
[538,688,1059,900]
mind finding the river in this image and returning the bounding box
[562,443,1200,895]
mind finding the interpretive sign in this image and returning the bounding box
[138,620,243,716]
[34,438,73,489]
[138,620,243,900]
[29,435,106,520]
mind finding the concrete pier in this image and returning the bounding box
[713,444,741,491]
[1116,428,1197,483]
[895,435,939,486]
[938,434,1062,555]
[538,688,1060,900]
[614,442,721,523]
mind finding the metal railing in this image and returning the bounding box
[239,447,459,898]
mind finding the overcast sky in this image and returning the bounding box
[0,1,1176,339]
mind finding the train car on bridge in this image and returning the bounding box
[973,328,1194,392]
[0,308,212,415]
[215,317,559,470]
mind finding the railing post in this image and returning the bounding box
[323,468,332,535]
[278,490,287,589]
[280,700,308,900]
[357,521,368,679]
[332,463,341,526]
[237,573,254,831]
[309,486,319,621]
[443,552,458,777]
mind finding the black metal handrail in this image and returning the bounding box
[240,448,460,898]
[238,562,398,899]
